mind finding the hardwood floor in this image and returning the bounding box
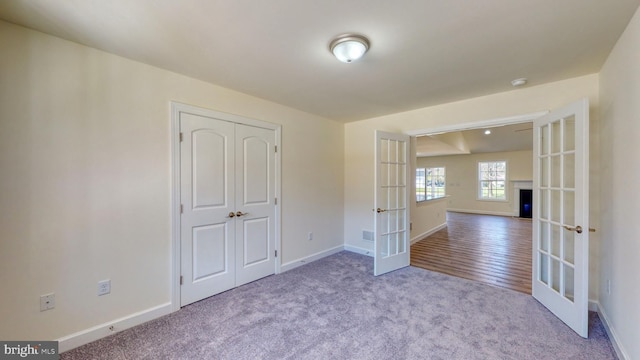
[411,211,532,294]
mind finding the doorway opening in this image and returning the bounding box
[407,112,543,293]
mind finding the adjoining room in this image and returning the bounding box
[411,123,534,294]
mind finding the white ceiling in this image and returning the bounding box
[416,123,533,157]
[1,0,638,123]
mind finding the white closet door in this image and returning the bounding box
[179,110,277,307]
[235,124,276,286]
[180,113,236,306]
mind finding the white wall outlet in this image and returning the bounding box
[98,279,111,296]
[40,293,55,311]
[307,232,313,241]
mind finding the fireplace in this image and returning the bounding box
[519,189,532,218]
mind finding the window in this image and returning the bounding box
[416,167,445,201]
[478,161,507,200]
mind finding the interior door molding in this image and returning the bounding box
[406,111,549,137]
[170,102,282,312]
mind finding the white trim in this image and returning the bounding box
[446,208,515,217]
[280,245,344,272]
[274,122,282,274]
[593,302,629,360]
[170,101,282,309]
[411,223,447,244]
[58,303,172,353]
[344,245,374,257]
[170,103,181,312]
[407,111,548,136]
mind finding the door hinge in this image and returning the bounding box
[179,132,183,142]
[275,145,277,153]
[275,250,278,257]
[180,204,183,214]
[180,275,183,285]
[274,197,277,205]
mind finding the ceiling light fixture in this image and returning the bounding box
[329,34,370,63]
[511,78,528,87]
[484,129,492,135]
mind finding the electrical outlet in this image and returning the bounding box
[40,293,55,311]
[307,232,313,241]
[98,279,111,296]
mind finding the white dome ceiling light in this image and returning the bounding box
[329,34,370,63]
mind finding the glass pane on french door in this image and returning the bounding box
[380,139,407,258]
[537,115,576,302]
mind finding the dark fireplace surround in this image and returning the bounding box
[519,189,532,218]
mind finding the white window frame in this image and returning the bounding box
[477,160,508,201]
[416,167,446,202]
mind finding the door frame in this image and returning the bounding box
[170,102,282,311]
[406,111,548,137]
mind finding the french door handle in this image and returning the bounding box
[376,208,387,213]
[227,212,236,218]
[564,225,583,234]
[236,211,248,217]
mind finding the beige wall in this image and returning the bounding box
[598,6,640,359]
[0,21,344,342]
[417,150,533,216]
[411,198,448,242]
[344,74,600,301]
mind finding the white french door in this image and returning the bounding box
[533,98,590,337]
[179,110,276,307]
[374,131,411,276]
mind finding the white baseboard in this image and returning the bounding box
[280,245,344,273]
[57,302,173,353]
[447,208,515,217]
[344,244,373,257]
[411,223,447,245]
[594,301,629,360]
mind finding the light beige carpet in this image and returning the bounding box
[62,251,616,360]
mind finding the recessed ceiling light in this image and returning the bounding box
[484,129,492,135]
[329,34,370,63]
[511,78,528,87]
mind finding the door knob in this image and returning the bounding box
[376,208,387,213]
[228,212,236,218]
[236,211,248,217]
